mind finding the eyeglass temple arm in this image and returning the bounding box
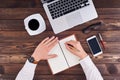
[82,21,104,33]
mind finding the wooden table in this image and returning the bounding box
[0,0,120,80]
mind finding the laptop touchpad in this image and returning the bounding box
[65,12,83,27]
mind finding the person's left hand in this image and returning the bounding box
[32,36,58,61]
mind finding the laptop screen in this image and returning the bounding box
[41,0,55,4]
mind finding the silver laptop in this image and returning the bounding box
[41,0,98,34]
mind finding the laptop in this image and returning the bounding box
[41,0,98,34]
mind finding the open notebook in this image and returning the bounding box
[48,35,80,74]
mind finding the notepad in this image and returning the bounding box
[48,35,80,74]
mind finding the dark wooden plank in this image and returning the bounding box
[0,74,120,80]
[1,52,120,64]
[0,31,54,43]
[0,41,120,53]
[0,20,25,31]
[0,20,52,31]
[0,52,120,64]
[0,74,87,80]
[1,74,120,80]
[0,9,120,32]
[93,0,120,8]
[0,19,120,31]
[0,8,45,20]
[0,0,41,8]
[0,0,120,8]
[0,8,120,20]
[0,31,120,43]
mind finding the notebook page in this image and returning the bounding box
[48,43,69,74]
[59,35,80,67]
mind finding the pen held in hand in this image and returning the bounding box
[67,44,80,52]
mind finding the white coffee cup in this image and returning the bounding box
[24,13,46,36]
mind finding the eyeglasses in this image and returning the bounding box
[82,21,105,34]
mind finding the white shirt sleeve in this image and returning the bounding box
[15,60,37,80]
[79,56,103,80]
[16,56,103,80]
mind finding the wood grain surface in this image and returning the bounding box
[0,0,120,80]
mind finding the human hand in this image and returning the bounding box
[32,36,58,61]
[65,40,88,59]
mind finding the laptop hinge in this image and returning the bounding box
[41,0,55,4]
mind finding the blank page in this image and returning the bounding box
[59,35,80,67]
[48,43,69,74]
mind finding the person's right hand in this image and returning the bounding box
[65,40,88,59]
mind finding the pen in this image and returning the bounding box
[98,33,105,49]
[67,44,80,52]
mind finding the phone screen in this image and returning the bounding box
[88,37,101,54]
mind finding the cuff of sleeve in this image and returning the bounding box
[79,56,95,70]
[23,60,37,72]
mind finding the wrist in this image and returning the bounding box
[31,53,41,61]
[78,52,88,60]
[28,56,39,64]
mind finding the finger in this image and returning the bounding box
[66,40,76,45]
[65,43,75,52]
[41,37,49,44]
[47,54,58,59]
[48,37,58,48]
[45,36,55,44]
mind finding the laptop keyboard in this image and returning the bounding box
[47,0,90,19]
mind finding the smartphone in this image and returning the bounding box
[87,36,103,56]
